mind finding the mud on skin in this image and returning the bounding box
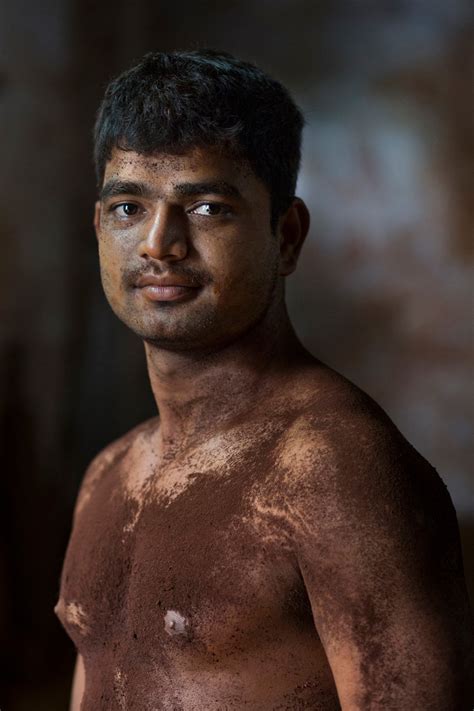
[55,363,471,709]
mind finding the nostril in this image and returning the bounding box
[139,233,188,262]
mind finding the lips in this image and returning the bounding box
[134,273,201,302]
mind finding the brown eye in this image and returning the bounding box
[115,203,139,217]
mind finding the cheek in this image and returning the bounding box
[99,236,126,271]
[98,239,126,297]
[204,235,277,303]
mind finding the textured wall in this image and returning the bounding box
[0,1,472,707]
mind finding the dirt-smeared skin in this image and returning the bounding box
[56,360,472,710]
[56,146,472,708]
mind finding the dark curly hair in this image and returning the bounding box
[93,50,304,230]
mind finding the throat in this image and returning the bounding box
[144,311,303,451]
[153,371,269,456]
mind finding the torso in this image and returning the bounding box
[56,366,352,710]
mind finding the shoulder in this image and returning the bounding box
[73,416,159,521]
[273,365,465,614]
[275,363,456,540]
[276,361,403,473]
[277,367,472,705]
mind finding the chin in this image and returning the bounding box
[110,294,270,353]
[141,328,224,352]
[119,309,221,351]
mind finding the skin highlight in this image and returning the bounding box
[56,144,473,710]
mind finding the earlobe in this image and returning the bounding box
[278,198,310,276]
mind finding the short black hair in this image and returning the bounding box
[94,49,304,229]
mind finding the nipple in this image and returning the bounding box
[164,609,188,637]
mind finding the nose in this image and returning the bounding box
[138,205,188,262]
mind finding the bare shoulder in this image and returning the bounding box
[73,416,159,521]
[275,368,463,586]
[276,362,473,707]
[275,361,458,541]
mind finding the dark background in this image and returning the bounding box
[0,1,472,708]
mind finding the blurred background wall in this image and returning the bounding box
[0,1,472,707]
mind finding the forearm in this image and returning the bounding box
[70,654,85,711]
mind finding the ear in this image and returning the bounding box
[93,201,101,241]
[277,198,310,276]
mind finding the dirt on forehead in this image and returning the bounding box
[102,145,255,182]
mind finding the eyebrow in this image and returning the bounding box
[99,178,242,202]
[174,181,241,199]
[100,180,153,201]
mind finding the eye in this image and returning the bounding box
[190,203,229,217]
[113,202,139,217]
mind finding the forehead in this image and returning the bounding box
[103,146,266,198]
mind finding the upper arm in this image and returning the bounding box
[291,411,472,710]
[70,654,85,711]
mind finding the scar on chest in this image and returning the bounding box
[164,609,189,638]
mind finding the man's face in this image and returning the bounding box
[95,147,282,351]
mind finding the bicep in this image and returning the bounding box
[300,529,469,709]
[70,654,85,711]
[294,449,472,709]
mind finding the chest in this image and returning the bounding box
[58,450,311,663]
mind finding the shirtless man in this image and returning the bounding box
[55,50,472,710]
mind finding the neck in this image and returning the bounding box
[144,303,306,454]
